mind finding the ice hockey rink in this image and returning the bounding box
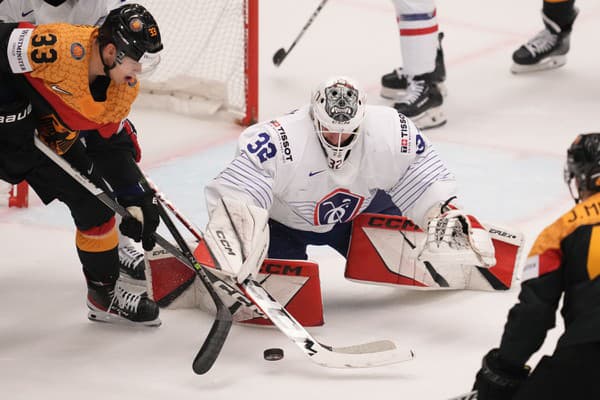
[1,0,600,399]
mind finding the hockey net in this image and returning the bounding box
[135,0,259,125]
[2,0,258,209]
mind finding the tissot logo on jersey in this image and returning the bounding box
[314,189,364,225]
[270,120,293,162]
[399,114,411,153]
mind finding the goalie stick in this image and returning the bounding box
[33,135,232,375]
[272,0,328,66]
[152,189,416,368]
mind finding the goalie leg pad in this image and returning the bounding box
[345,213,523,290]
[146,240,324,326]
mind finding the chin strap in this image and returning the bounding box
[99,43,116,78]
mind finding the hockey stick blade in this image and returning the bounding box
[272,48,287,66]
[447,390,477,400]
[153,192,234,375]
[243,279,414,368]
[192,304,232,374]
[272,0,328,67]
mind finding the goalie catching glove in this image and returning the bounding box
[419,209,496,268]
[204,197,269,284]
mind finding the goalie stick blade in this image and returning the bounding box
[446,390,477,400]
[242,279,414,368]
[192,306,233,374]
[312,340,414,369]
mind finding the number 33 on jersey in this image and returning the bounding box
[6,23,137,128]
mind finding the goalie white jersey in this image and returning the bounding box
[0,0,128,25]
[205,105,456,233]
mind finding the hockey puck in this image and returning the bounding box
[263,348,284,361]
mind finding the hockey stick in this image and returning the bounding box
[242,278,414,368]
[152,189,415,368]
[272,0,328,66]
[33,135,232,375]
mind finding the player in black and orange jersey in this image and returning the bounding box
[0,4,163,326]
[472,133,600,399]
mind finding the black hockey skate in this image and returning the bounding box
[118,244,147,285]
[511,10,578,74]
[394,74,446,130]
[381,32,446,100]
[87,280,160,326]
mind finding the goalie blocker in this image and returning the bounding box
[346,213,524,290]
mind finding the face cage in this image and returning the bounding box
[315,120,360,170]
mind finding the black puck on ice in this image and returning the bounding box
[263,348,284,361]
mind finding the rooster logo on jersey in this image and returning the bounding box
[314,189,364,225]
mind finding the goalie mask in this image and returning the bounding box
[98,4,163,78]
[564,133,600,203]
[311,77,366,169]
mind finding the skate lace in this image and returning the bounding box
[114,284,141,313]
[524,29,558,56]
[400,79,426,105]
[119,245,144,269]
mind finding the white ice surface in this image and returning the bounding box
[2,0,600,399]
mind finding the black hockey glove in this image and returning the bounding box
[118,190,160,251]
[473,349,530,400]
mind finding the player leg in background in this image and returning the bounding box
[25,157,160,326]
[384,0,446,130]
[511,0,578,74]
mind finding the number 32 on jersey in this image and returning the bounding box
[246,132,276,163]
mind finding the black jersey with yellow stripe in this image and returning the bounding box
[498,192,600,366]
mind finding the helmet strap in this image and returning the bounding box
[99,43,117,78]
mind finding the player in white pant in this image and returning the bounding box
[0,0,147,284]
[381,0,447,130]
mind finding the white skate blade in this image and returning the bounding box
[87,302,161,327]
[411,105,447,130]
[510,55,567,74]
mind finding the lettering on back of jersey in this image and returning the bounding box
[314,189,364,225]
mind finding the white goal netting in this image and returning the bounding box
[136,0,257,123]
